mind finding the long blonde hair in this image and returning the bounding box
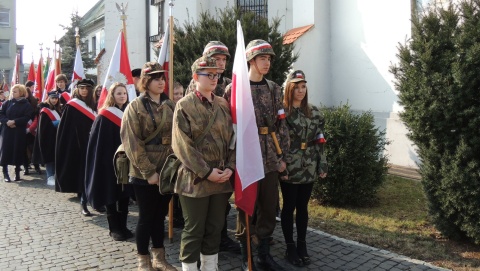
[99,82,128,111]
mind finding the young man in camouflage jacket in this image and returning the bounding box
[225,39,289,271]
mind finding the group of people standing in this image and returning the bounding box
[0,37,328,271]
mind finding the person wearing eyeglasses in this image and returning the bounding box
[172,55,235,271]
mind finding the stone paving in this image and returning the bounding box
[0,168,451,271]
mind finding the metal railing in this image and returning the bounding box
[237,0,268,21]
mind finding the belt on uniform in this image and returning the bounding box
[290,141,315,150]
[258,126,275,135]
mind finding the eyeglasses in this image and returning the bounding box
[197,73,220,80]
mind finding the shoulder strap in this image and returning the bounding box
[142,97,168,144]
[193,103,219,146]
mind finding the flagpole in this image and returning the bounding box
[116,3,129,52]
[75,27,80,48]
[246,214,253,271]
[167,0,175,244]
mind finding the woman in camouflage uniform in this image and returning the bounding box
[120,62,176,271]
[281,70,328,267]
[172,55,235,271]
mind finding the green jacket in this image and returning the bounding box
[172,92,235,197]
[120,93,175,182]
[283,104,327,184]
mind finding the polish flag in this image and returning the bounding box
[43,57,57,101]
[34,57,44,99]
[98,30,135,109]
[10,53,20,86]
[157,19,170,96]
[27,59,35,82]
[231,21,264,216]
[71,47,85,90]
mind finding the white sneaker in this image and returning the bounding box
[47,176,55,186]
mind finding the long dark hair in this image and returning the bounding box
[72,86,96,110]
[283,81,311,118]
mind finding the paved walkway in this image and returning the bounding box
[0,168,450,271]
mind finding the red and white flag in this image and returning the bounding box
[10,53,20,86]
[27,59,35,82]
[43,57,56,101]
[71,47,85,90]
[157,20,170,96]
[98,30,135,109]
[231,20,264,216]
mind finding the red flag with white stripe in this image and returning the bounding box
[231,21,264,216]
[34,57,44,99]
[43,57,56,101]
[98,30,135,109]
[157,20,170,96]
[71,47,85,90]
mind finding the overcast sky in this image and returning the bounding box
[16,0,100,64]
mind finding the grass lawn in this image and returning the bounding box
[300,175,480,271]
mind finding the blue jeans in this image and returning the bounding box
[45,162,55,178]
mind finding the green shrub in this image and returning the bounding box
[312,104,389,207]
[390,0,480,243]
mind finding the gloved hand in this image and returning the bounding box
[52,120,60,127]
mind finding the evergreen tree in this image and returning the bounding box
[172,7,298,87]
[390,0,480,243]
[58,12,95,84]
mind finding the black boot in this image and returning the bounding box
[23,164,30,175]
[14,167,21,181]
[285,242,303,267]
[34,164,41,174]
[3,166,11,182]
[119,211,133,239]
[240,240,257,271]
[255,238,285,271]
[297,240,310,265]
[107,213,127,241]
[81,202,92,217]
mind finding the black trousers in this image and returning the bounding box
[280,182,313,243]
[133,184,172,255]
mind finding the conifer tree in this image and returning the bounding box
[58,12,95,83]
[172,7,298,87]
[390,0,480,243]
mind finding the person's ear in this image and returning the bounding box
[192,73,198,82]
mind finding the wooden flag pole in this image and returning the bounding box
[245,213,253,271]
[168,0,175,244]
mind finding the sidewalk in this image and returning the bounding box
[0,169,450,271]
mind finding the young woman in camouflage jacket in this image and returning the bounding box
[120,62,176,271]
[281,70,328,267]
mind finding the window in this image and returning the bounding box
[0,9,9,27]
[92,36,97,56]
[237,0,268,21]
[0,40,9,57]
[158,0,165,35]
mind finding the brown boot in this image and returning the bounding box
[137,254,154,271]
[151,248,176,271]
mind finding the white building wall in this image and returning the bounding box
[100,0,146,85]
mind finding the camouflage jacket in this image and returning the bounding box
[224,78,290,174]
[120,93,175,182]
[283,104,328,184]
[185,76,232,97]
[172,92,235,197]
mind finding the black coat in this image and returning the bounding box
[55,101,95,193]
[0,99,34,165]
[85,107,132,209]
[33,103,60,164]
